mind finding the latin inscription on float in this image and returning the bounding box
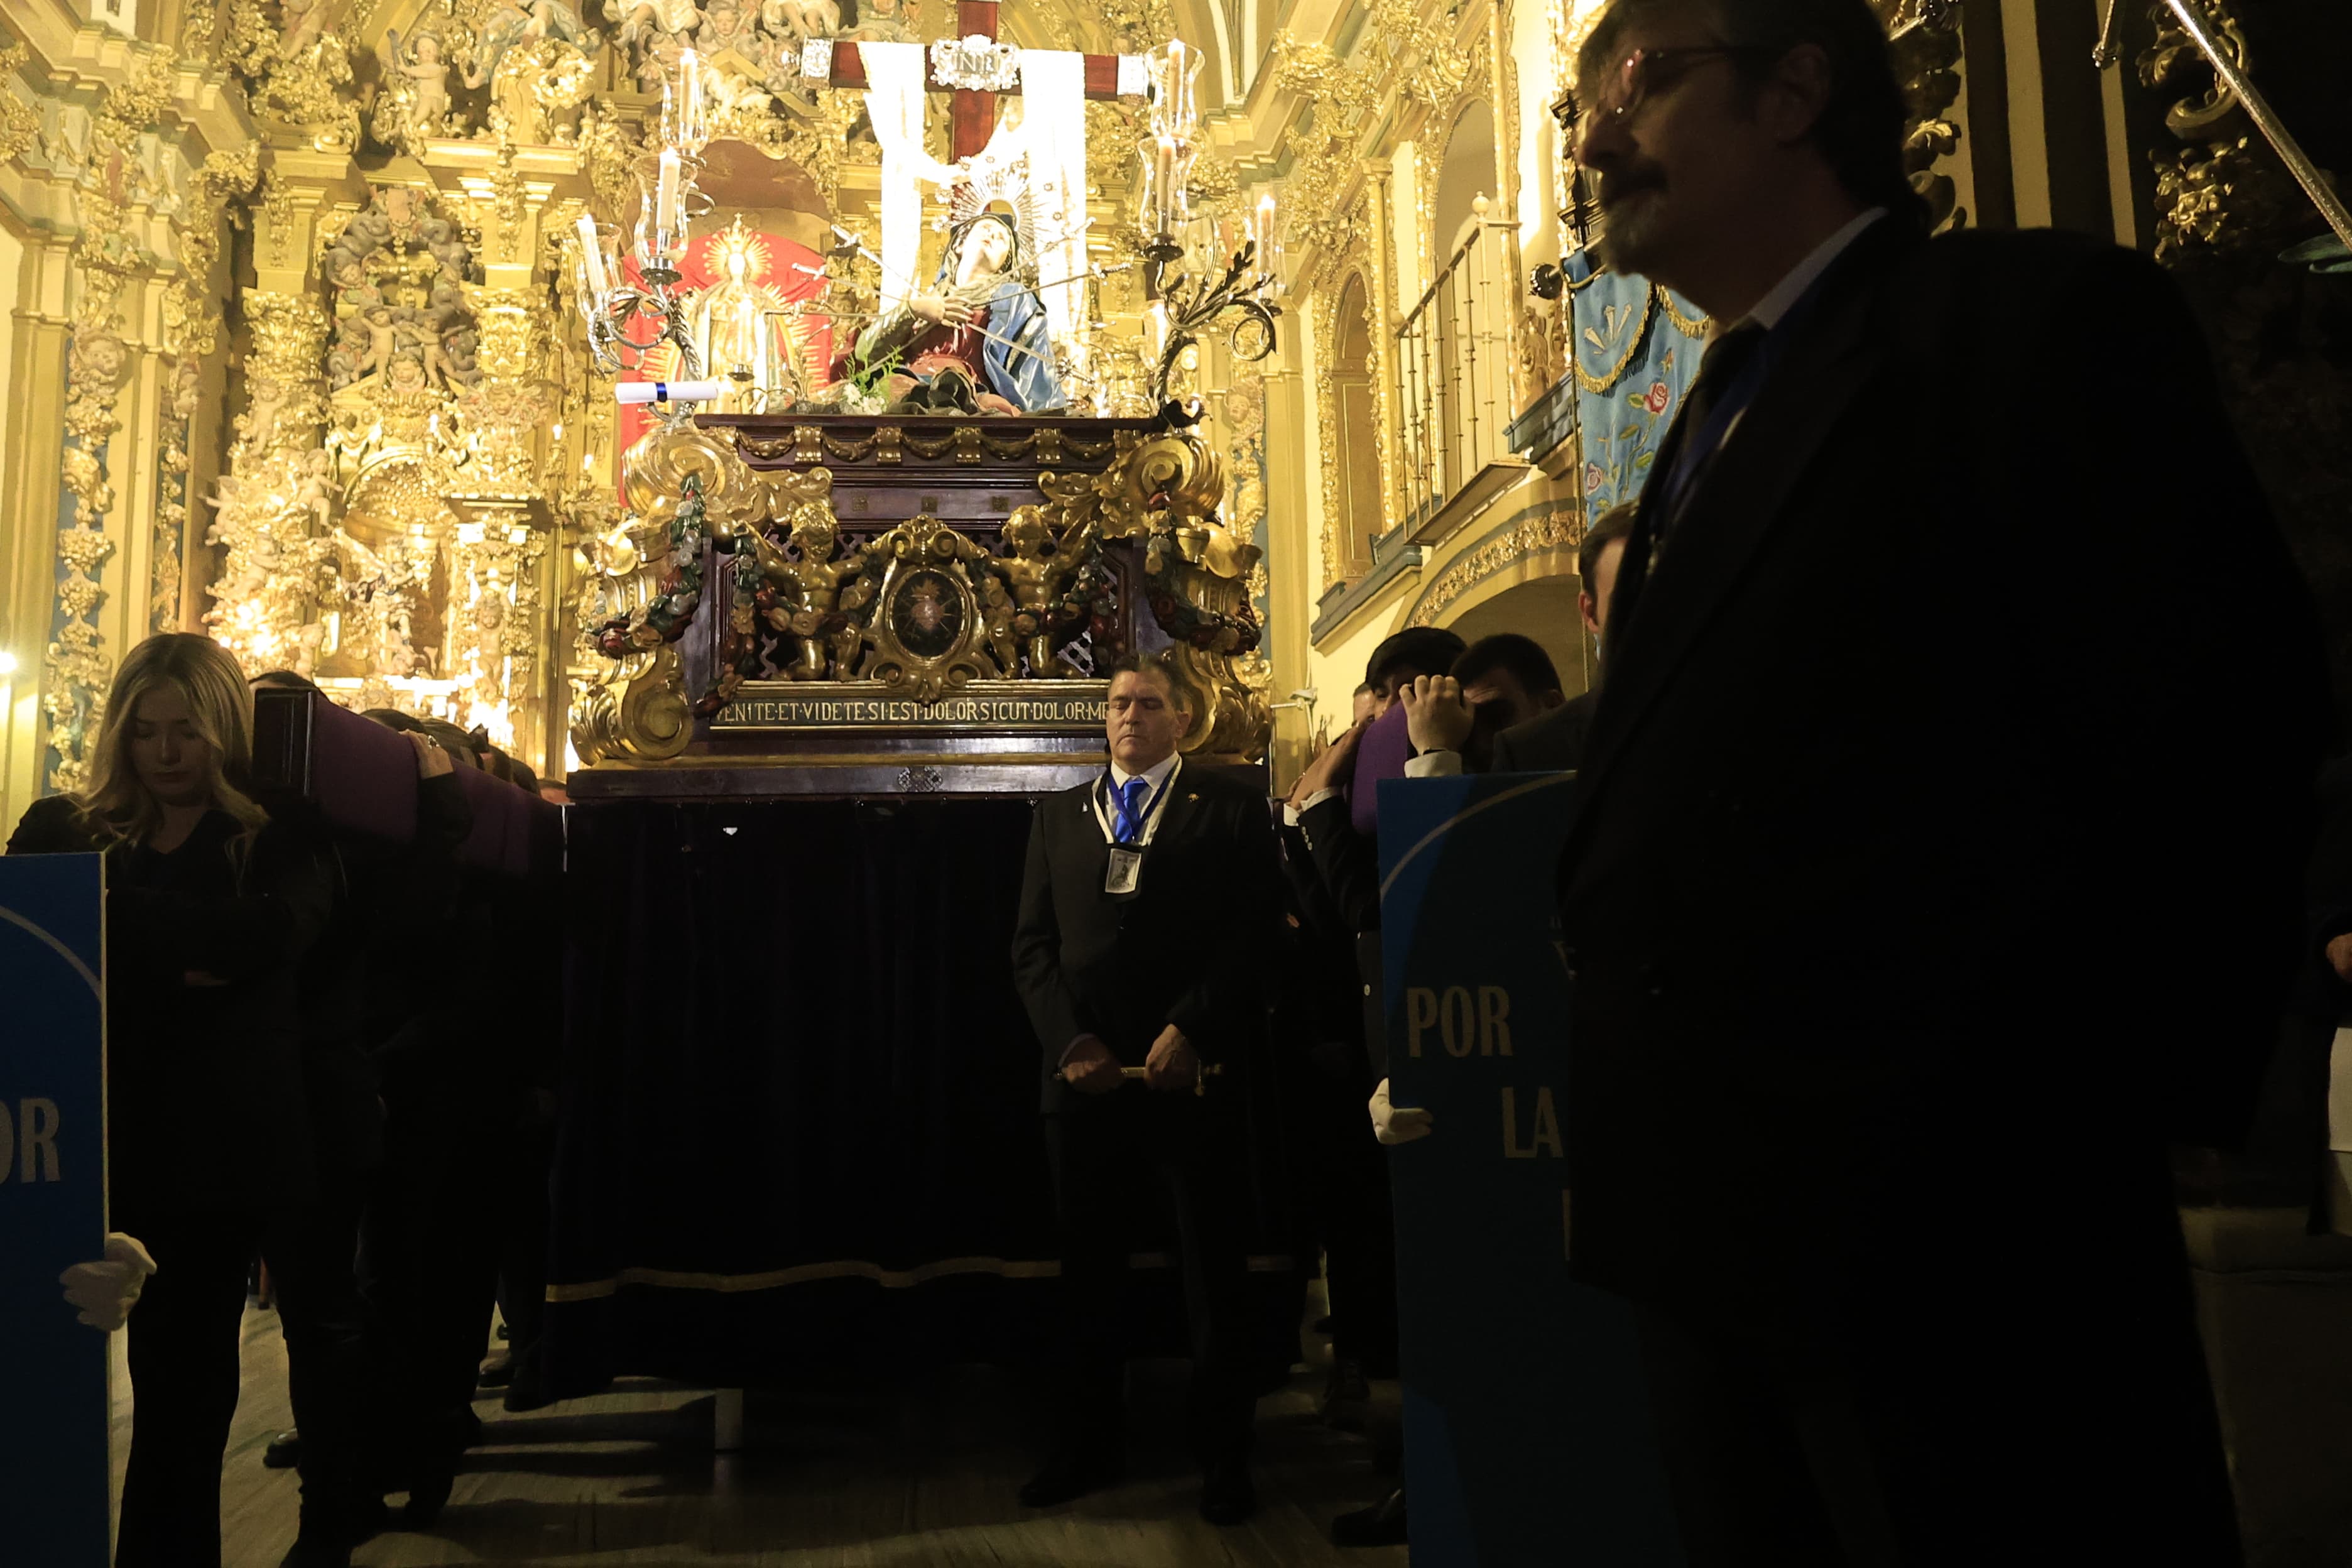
[714,682,1109,732]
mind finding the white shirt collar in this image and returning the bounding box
[1109,751,1181,796]
[1725,207,1886,337]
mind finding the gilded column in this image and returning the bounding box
[45,55,178,792]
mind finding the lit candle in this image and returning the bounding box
[577,214,609,295]
[1254,194,1276,268]
[678,49,702,144]
[1168,40,1190,133]
[656,149,681,241]
[1153,136,1176,234]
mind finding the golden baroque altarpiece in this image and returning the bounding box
[7,0,1285,798]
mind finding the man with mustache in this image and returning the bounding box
[1555,1,2326,1563]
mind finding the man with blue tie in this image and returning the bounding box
[1011,650,1282,1525]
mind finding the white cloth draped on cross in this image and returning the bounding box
[858,42,1090,323]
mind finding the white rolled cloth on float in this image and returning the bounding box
[616,379,729,405]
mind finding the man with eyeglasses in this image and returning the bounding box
[1554,2,2326,1564]
[1011,650,1283,1527]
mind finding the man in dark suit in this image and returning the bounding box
[1011,650,1281,1525]
[1558,1,2329,1563]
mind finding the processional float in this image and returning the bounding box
[564,11,1283,798]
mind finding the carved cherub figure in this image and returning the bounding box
[376,29,454,143]
[978,569,1020,675]
[293,449,337,531]
[281,0,330,57]
[986,506,1083,677]
[393,314,456,389]
[761,0,840,41]
[239,376,288,454]
[765,504,869,679]
[346,305,398,388]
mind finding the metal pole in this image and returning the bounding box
[2132,0,2352,253]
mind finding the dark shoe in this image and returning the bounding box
[1199,1461,1256,1526]
[1332,1486,1408,1547]
[503,1347,553,1413]
[283,1493,384,1568]
[1018,1451,1122,1508]
[280,1537,349,1568]
[477,1351,514,1390]
[264,1429,303,1470]
[404,1468,452,1527]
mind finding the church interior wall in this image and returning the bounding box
[0,0,2338,801]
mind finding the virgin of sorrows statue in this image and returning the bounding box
[846,212,1064,415]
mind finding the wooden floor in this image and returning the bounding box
[112,1295,1410,1567]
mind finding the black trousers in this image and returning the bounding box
[359,1081,505,1483]
[1045,1096,1258,1469]
[113,1208,261,1568]
[1628,1211,2241,1568]
[494,1098,558,1386]
[270,1173,373,1523]
[1293,1050,1398,1375]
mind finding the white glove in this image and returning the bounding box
[1369,1079,1434,1146]
[59,1233,159,1331]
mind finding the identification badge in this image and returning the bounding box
[1104,846,1143,895]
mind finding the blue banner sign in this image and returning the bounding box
[1378,775,1682,1567]
[0,852,112,1564]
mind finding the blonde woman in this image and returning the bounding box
[8,633,338,1568]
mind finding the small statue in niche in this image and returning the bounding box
[985,505,1086,677]
[760,504,871,679]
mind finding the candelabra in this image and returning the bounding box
[572,50,725,410]
[1131,39,1285,405]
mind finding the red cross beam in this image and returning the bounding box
[803,1,1150,162]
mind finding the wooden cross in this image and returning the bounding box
[818,0,1143,162]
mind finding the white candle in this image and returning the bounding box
[1254,194,1275,267]
[679,49,702,144]
[736,295,755,366]
[1168,40,1190,132]
[1153,136,1176,233]
[656,149,681,241]
[577,214,609,295]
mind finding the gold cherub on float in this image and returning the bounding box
[754,502,871,680]
[984,505,1092,678]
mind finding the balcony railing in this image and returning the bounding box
[1395,214,1523,540]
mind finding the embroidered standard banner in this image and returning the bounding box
[0,852,111,1565]
[1565,252,1708,531]
[1378,775,1682,1567]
